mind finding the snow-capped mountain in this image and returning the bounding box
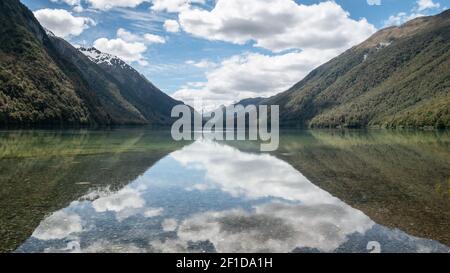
[0,0,183,127]
[78,47,132,70]
[75,46,182,125]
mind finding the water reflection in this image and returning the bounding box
[15,139,449,253]
[274,130,450,246]
[0,129,186,252]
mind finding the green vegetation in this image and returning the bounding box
[0,0,90,125]
[222,130,450,245]
[275,130,450,245]
[263,10,450,129]
[0,0,181,127]
[93,48,182,126]
[0,129,188,252]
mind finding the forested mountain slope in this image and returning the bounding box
[263,10,450,129]
[0,0,181,126]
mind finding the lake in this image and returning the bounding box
[0,129,449,253]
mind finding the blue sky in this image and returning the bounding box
[21,0,449,109]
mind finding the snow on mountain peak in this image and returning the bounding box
[78,47,132,70]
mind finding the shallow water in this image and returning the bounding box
[0,129,449,253]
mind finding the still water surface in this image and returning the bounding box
[0,129,449,253]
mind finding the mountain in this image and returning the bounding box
[0,0,181,126]
[78,47,181,125]
[233,97,265,108]
[262,10,450,129]
[0,0,91,125]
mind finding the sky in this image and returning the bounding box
[21,0,449,109]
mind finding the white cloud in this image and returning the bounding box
[51,0,81,5]
[171,140,339,203]
[116,28,142,42]
[75,0,206,12]
[185,183,213,191]
[153,141,375,253]
[173,49,340,110]
[174,202,373,253]
[34,9,95,38]
[93,28,166,65]
[93,37,148,65]
[92,188,145,212]
[162,218,178,232]
[164,19,181,32]
[151,0,205,13]
[144,208,164,218]
[73,5,84,12]
[178,0,376,52]
[383,12,425,27]
[144,33,166,44]
[171,0,376,109]
[383,0,441,27]
[86,0,148,10]
[367,0,381,5]
[416,0,440,11]
[49,0,84,12]
[32,211,83,240]
[185,59,217,69]
[117,28,165,44]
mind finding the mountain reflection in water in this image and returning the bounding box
[11,132,449,253]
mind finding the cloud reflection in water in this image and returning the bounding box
[18,140,449,253]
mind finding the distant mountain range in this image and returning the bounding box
[0,0,182,127]
[258,9,450,129]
